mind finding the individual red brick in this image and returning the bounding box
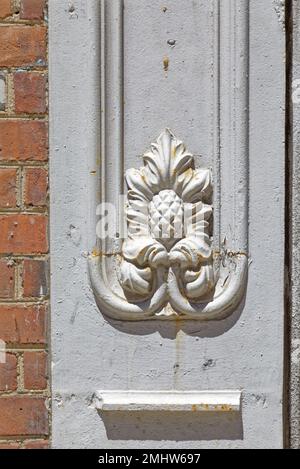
[0,258,15,299]
[0,214,48,254]
[0,442,20,449]
[0,0,13,19]
[0,168,18,208]
[0,397,48,436]
[0,121,48,162]
[14,72,47,115]
[0,304,47,345]
[0,353,17,392]
[20,0,45,20]
[22,259,49,298]
[0,26,46,67]
[23,439,49,449]
[24,167,48,207]
[23,351,47,390]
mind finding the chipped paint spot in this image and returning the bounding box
[67,224,81,246]
[67,0,87,20]
[173,318,183,387]
[273,0,285,28]
[202,358,216,370]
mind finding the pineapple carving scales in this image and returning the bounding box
[120,129,215,309]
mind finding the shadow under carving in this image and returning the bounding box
[103,292,246,339]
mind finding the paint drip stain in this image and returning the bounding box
[163,56,169,75]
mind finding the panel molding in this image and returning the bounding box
[89,0,249,321]
[95,390,242,413]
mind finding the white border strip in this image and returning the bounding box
[95,390,241,412]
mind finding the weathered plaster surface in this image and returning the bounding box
[289,0,300,450]
[50,0,285,448]
[273,0,285,28]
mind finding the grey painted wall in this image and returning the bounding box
[50,0,286,448]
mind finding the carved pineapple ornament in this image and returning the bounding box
[120,129,214,302]
[149,189,184,249]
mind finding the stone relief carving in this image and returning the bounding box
[120,129,215,306]
[88,0,249,321]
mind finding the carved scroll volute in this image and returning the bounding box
[120,129,214,306]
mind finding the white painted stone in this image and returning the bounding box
[50,0,286,449]
[95,390,241,412]
[88,0,249,322]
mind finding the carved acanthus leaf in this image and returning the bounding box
[120,129,214,308]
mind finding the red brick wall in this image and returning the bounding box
[0,0,49,449]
